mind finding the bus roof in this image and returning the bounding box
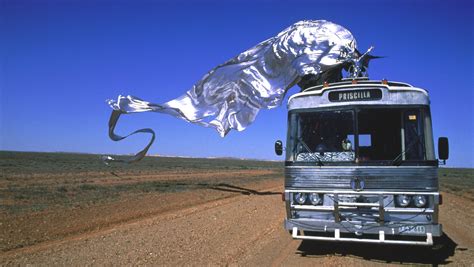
[288,79,430,110]
[302,78,415,92]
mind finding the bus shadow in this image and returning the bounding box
[296,234,458,264]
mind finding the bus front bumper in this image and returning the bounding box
[285,219,442,245]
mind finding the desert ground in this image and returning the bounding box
[1,151,473,265]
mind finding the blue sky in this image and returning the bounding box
[1,0,473,167]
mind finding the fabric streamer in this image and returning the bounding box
[104,20,358,164]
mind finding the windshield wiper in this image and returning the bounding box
[392,136,421,166]
[298,137,324,166]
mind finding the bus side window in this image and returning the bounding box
[404,110,425,160]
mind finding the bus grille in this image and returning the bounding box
[285,167,437,190]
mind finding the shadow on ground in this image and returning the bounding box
[203,183,281,196]
[296,234,458,264]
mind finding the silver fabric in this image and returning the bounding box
[106,20,357,163]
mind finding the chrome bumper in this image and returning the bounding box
[285,190,442,245]
[291,226,433,245]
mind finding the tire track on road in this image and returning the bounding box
[1,184,283,260]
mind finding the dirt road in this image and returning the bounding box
[1,179,473,266]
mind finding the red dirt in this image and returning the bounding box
[1,177,473,266]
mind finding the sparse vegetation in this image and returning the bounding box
[0,151,472,257]
[439,168,474,201]
[0,151,285,252]
[0,151,283,213]
[1,151,472,213]
[0,151,281,175]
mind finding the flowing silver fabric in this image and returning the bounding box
[105,20,357,163]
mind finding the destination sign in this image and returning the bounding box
[328,89,382,102]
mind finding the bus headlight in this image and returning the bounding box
[294,193,307,204]
[309,193,322,205]
[396,195,411,207]
[414,195,427,207]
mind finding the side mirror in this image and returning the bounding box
[438,137,449,161]
[275,140,283,156]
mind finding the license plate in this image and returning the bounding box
[399,225,426,234]
[338,195,357,202]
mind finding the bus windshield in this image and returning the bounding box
[288,107,434,164]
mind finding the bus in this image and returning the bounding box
[274,78,449,245]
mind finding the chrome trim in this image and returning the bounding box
[289,82,420,100]
[290,204,434,214]
[291,205,334,211]
[288,85,430,110]
[285,189,439,195]
[285,165,436,169]
[291,227,433,245]
[338,202,378,207]
[285,166,438,190]
[384,208,434,213]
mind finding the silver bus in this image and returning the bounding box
[275,78,449,245]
